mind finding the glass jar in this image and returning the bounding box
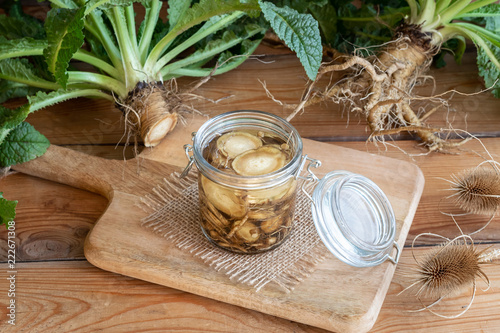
[187,110,303,254]
[183,110,400,265]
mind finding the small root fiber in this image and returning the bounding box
[117,78,209,150]
[279,23,482,152]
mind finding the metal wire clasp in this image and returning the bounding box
[180,132,196,178]
[295,155,321,203]
[388,241,401,264]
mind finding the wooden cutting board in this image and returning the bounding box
[14,115,424,333]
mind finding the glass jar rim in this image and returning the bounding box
[192,110,303,190]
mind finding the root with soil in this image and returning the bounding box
[283,23,476,152]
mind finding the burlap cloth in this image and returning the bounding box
[141,170,329,292]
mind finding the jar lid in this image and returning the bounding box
[310,170,399,267]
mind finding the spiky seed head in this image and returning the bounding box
[414,241,487,299]
[450,167,500,215]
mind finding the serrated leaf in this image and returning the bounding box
[259,1,322,80]
[0,192,17,227]
[168,0,192,31]
[164,22,264,74]
[49,0,78,9]
[0,122,50,167]
[5,1,46,39]
[468,4,500,97]
[85,0,151,15]
[0,58,59,90]
[176,0,261,33]
[0,36,47,60]
[308,3,337,46]
[0,14,45,39]
[43,6,85,88]
[0,104,31,139]
[0,80,43,104]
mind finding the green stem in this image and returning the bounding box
[87,11,122,68]
[138,0,161,64]
[0,73,60,90]
[85,0,110,15]
[416,0,436,26]
[150,11,244,74]
[439,0,473,25]
[432,25,466,44]
[0,46,44,61]
[406,0,419,23]
[457,0,498,18]
[73,50,120,79]
[436,24,500,71]
[125,4,138,49]
[164,55,253,79]
[108,6,144,88]
[161,36,247,77]
[30,89,113,112]
[436,0,452,14]
[67,71,127,97]
[451,22,500,46]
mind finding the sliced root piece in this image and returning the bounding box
[232,146,287,176]
[142,112,178,147]
[246,178,296,205]
[261,216,283,234]
[217,131,262,159]
[200,175,246,218]
[235,221,260,243]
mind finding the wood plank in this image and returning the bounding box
[0,173,108,262]
[0,245,498,333]
[3,138,500,264]
[333,138,500,245]
[10,118,424,332]
[4,47,498,147]
[0,261,326,333]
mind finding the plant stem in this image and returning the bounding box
[457,0,498,17]
[439,0,472,25]
[0,72,60,90]
[108,6,145,89]
[152,11,244,74]
[87,11,122,69]
[73,50,120,79]
[29,89,113,112]
[125,4,138,49]
[138,0,161,64]
[67,71,127,97]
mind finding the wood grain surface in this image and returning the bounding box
[1,2,500,331]
[6,115,423,332]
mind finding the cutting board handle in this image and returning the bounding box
[12,145,119,197]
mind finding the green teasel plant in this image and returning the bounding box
[0,0,324,224]
[281,0,500,152]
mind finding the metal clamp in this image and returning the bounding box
[180,144,194,178]
[295,155,321,203]
[387,241,401,265]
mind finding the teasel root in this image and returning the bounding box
[400,232,499,319]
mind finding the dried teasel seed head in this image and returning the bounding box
[450,166,500,215]
[413,240,488,299]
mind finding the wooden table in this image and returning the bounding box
[1,20,500,332]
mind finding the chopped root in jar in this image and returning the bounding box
[235,222,261,243]
[200,175,246,218]
[217,131,262,159]
[232,146,288,176]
